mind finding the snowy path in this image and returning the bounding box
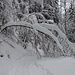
[38,57,75,75]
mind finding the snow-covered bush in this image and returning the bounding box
[0,25,62,57]
[40,23,75,57]
[1,20,75,58]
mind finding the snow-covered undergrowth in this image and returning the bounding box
[0,33,36,60]
[40,23,75,57]
[0,21,75,58]
[0,21,62,50]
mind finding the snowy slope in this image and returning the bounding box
[38,57,75,75]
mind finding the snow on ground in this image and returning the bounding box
[38,57,75,75]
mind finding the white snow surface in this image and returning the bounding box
[0,22,75,75]
[40,23,75,50]
[38,57,75,75]
[9,57,53,75]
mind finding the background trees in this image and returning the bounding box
[43,0,59,24]
[29,1,42,13]
[66,0,75,43]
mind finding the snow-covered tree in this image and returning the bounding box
[66,1,75,43]
[43,0,59,24]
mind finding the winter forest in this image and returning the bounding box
[0,0,75,75]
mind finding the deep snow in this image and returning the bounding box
[38,57,75,75]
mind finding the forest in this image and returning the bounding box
[0,0,75,75]
[0,0,75,58]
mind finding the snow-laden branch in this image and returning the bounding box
[0,21,63,50]
[40,23,75,50]
[33,23,63,50]
[0,21,32,32]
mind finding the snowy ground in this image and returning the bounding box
[0,34,75,75]
[38,57,75,75]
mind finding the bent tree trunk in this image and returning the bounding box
[0,21,63,58]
